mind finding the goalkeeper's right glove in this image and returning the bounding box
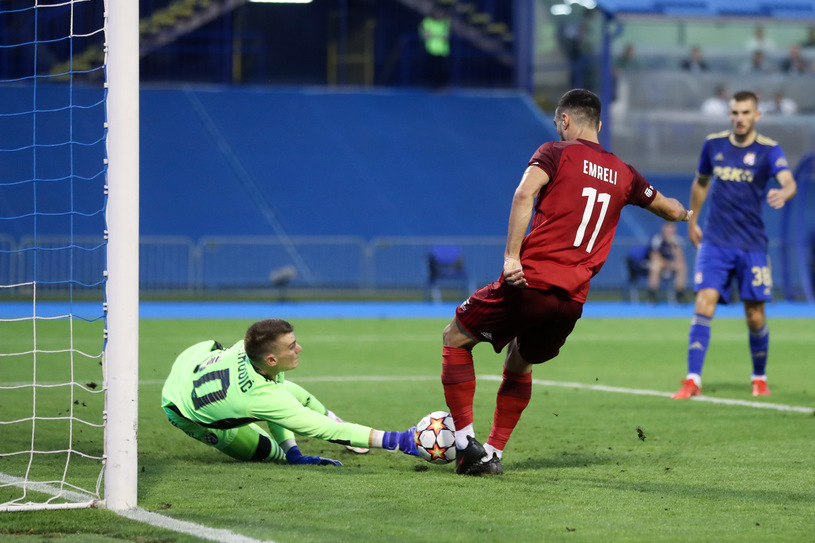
[285,446,342,466]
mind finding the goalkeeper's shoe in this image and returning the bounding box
[671,379,701,399]
[752,379,771,396]
[468,453,504,476]
[454,435,486,475]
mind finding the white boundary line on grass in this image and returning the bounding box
[117,507,276,543]
[0,474,274,542]
[475,375,815,414]
[290,375,814,414]
[0,473,274,543]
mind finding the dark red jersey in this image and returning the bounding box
[511,138,657,303]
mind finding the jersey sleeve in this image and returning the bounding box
[528,142,558,179]
[768,145,791,178]
[266,380,331,445]
[249,385,371,448]
[626,165,658,208]
[697,139,714,176]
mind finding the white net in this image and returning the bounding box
[0,0,108,511]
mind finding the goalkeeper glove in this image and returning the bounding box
[382,427,419,457]
[285,446,342,466]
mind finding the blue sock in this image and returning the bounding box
[687,313,712,377]
[749,325,769,377]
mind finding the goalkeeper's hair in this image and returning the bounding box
[556,89,601,129]
[245,319,294,364]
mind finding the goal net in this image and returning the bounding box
[0,0,138,511]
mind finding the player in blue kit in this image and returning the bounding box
[672,91,797,399]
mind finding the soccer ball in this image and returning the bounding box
[414,410,456,464]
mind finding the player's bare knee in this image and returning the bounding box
[744,302,766,330]
[443,319,476,348]
[442,321,463,346]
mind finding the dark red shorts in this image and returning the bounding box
[455,281,583,363]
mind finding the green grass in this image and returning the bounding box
[2,317,814,542]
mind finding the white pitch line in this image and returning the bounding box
[477,375,815,414]
[91,375,815,414]
[0,474,273,542]
[117,507,276,543]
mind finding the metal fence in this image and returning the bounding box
[0,235,806,300]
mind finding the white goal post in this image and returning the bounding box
[0,0,139,512]
[104,0,140,511]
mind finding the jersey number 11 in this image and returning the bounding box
[574,187,610,253]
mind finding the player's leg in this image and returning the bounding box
[163,406,285,462]
[476,338,531,475]
[217,423,286,462]
[443,282,526,474]
[441,317,480,456]
[737,251,773,395]
[673,244,728,399]
[744,300,771,395]
[473,289,581,476]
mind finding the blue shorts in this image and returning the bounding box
[693,243,772,304]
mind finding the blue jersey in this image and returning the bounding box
[697,131,789,252]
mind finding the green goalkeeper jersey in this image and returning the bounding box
[161,340,372,448]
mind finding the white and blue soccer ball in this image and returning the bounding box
[414,410,456,464]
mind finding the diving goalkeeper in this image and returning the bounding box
[161,318,418,465]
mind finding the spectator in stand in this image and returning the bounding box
[681,46,709,73]
[701,85,730,116]
[741,50,771,74]
[760,92,798,116]
[781,45,809,75]
[744,25,777,53]
[614,44,641,73]
[646,222,688,304]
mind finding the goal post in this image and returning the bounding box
[104,0,140,511]
[0,0,139,511]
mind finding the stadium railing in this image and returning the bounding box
[0,235,804,300]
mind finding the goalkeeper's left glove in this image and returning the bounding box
[382,427,419,457]
[285,446,342,466]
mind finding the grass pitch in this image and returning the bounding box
[1,316,814,542]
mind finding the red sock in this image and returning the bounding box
[441,346,476,430]
[487,368,532,451]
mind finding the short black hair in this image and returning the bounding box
[244,319,294,364]
[732,90,759,106]
[556,89,601,129]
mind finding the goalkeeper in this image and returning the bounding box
[161,318,418,466]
